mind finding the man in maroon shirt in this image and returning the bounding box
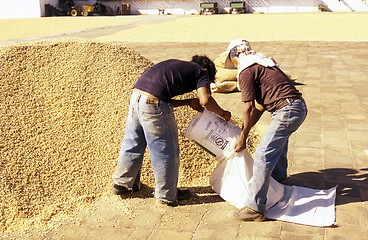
[225,39,308,221]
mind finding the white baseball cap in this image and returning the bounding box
[224,39,248,69]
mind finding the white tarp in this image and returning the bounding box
[185,110,336,227]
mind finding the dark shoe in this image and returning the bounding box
[157,199,178,207]
[111,183,141,195]
[132,182,142,193]
[177,188,191,201]
[157,188,191,206]
[112,184,130,195]
[228,206,265,222]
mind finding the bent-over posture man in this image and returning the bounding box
[112,55,231,206]
[225,39,307,221]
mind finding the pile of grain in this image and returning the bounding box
[0,39,259,235]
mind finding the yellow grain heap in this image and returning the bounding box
[0,40,259,235]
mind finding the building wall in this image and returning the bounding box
[36,0,323,16]
[0,0,41,18]
[95,0,321,14]
[1,0,367,18]
[40,0,59,16]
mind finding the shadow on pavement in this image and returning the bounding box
[288,168,368,206]
[118,185,225,206]
[119,167,368,207]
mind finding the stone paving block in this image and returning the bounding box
[346,119,368,130]
[254,237,280,240]
[348,128,368,142]
[302,66,318,76]
[323,135,350,150]
[338,92,359,102]
[193,222,240,240]
[348,142,368,168]
[238,220,281,238]
[338,97,363,108]
[321,108,343,120]
[190,203,242,239]
[292,147,323,165]
[154,205,207,232]
[325,225,368,240]
[320,87,340,97]
[292,134,322,149]
[344,113,367,121]
[128,226,160,240]
[291,152,324,169]
[362,200,368,229]
[296,123,322,136]
[148,229,193,240]
[294,133,322,149]
[323,148,354,169]
[281,221,325,236]
[89,225,134,240]
[281,231,325,240]
[44,224,95,240]
[201,204,237,224]
[335,204,366,228]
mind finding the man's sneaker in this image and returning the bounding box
[177,188,191,201]
[157,188,191,206]
[132,182,142,193]
[228,206,265,222]
[157,199,178,207]
[111,183,141,195]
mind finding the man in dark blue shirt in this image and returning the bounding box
[112,55,231,206]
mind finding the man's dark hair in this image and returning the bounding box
[191,55,217,82]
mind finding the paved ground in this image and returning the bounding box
[2,15,368,240]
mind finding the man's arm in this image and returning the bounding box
[249,102,265,127]
[197,87,231,121]
[234,100,264,152]
[170,98,204,112]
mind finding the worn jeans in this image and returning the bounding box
[247,98,308,213]
[113,90,180,202]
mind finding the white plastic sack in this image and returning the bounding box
[266,184,337,227]
[209,150,285,210]
[209,149,336,227]
[185,110,336,227]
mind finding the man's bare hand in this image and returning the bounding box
[188,98,205,112]
[221,110,231,121]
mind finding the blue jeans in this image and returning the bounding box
[247,98,308,213]
[113,90,180,202]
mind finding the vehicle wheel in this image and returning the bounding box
[82,10,88,17]
[70,9,78,16]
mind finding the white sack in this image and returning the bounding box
[209,150,285,210]
[185,110,240,161]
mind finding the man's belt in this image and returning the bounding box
[273,96,301,112]
[133,88,159,105]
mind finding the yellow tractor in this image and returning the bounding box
[68,5,95,16]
